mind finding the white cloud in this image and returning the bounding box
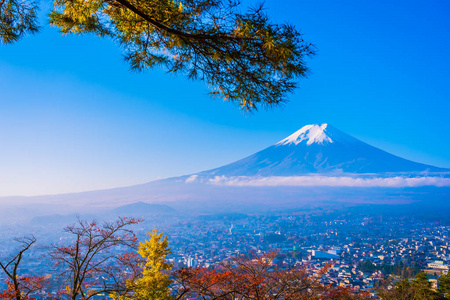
[185,175,199,183]
[207,175,450,188]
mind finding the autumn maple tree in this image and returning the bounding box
[49,217,142,300]
[0,236,48,300]
[173,252,368,300]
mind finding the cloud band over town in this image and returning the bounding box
[200,174,450,188]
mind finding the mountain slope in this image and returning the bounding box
[200,124,447,176]
[1,123,448,222]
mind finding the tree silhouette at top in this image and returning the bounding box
[1,0,314,110]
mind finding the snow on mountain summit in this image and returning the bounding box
[276,123,333,146]
[199,123,448,176]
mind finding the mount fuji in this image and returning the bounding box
[1,123,449,220]
[199,123,447,176]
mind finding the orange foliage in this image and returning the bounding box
[49,217,142,300]
[0,276,48,300]
[173,252,369,300]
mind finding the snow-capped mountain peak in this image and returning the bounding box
[276,123,333,146]
[199,123,447,176]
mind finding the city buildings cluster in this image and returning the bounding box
[0,210,449,296]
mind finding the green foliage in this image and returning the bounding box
[358,261,377,273]
[264,233,285,243]
[111,228,173,300]
[378,272,445,300]
[414,272,437,300]
[0,0,39,43]
[439,272,450,298]
[2,0,314,110]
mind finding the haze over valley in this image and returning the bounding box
[1,124,448,224]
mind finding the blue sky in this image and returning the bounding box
[1,0,449,196]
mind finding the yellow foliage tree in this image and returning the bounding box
[112,228,173,300]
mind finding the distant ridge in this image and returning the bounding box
[111,202,175,216]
